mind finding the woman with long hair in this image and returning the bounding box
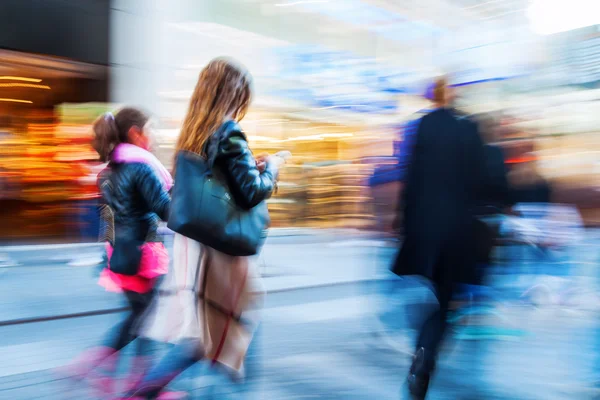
[122,57,284,399]
[58,107,172,397]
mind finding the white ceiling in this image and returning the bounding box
[362,0,530,24]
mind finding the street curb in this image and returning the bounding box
[0,253,19,268]
[267,276,389,294]
[0,276,390,327]
[0,229,378,253]
[0,307,129,327]
[0,242,103,252]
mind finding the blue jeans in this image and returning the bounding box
[129,325,262,398]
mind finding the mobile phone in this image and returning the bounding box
[275,151,292,161]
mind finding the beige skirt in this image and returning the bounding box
[140,233,265,376]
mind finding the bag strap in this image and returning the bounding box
[211,264,248,366]
[193,246,204,293]
[205,120,240,170]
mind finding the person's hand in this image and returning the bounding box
[255,153,269,173]
[255,153,269,163]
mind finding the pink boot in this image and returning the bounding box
[55,346,116,380]
[87,351,120,397]
[121,356,151,393]
[114,392,187,400]
[157,392,188,400]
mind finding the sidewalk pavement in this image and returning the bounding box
[0,285,598,400]
[0,231,598,399]
[0,232,397,325]
[0,228,389,267]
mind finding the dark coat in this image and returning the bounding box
[392,109,486,285]
[98,162,171,244]
[472,144,514,271]
[205,121,277,210]
[512,182,552,204]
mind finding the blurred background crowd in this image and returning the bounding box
[0,0,598,243]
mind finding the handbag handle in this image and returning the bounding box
[205,120,239,171]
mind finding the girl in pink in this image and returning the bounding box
[59,107,172,397]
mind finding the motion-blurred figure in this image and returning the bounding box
[471,113,514,283]
[392,78,489,398]
[124,58,280,399]
[448,113,516,340]
[366,83,436,346]
[58,108,172,396]
[476,113,513,210]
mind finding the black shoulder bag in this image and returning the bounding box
[167,123,270,256]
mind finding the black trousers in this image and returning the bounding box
[414,220,496,374]
[108,290,155,356]
[415,268,454,373]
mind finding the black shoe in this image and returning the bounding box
[406,347,430,399]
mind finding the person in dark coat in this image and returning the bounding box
[392,78,488,398]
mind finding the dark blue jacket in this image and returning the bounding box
[368,114,423,187]
[393,109,487,284]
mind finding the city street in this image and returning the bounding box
[0,233,394,323]
[0,280,598,399]
[2,0,600,399]
[0,232,599,399]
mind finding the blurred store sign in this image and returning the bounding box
[549,25,600,86]
[270,45,427,114]
[56,103,112,125]
[0,49,107,79]
[450,68,529,87]
[279,0,443,42]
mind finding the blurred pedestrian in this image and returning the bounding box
[392,77,489,399]
[471,112,514,283]
[475,113,513,210]
[122,57,283,399]
[57,107,172,396]
[368,82,433,235]
[366,83,436,348]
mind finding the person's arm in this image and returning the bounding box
[401,116,426,212]
[218,128,278,210]
[397,118,420,182]
[135,164,171,220]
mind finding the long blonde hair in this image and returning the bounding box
[176,57,253,157]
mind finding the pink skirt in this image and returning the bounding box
[99,242,169,294]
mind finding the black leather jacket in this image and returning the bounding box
[206,121,277,209]
[98,162,170,243]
